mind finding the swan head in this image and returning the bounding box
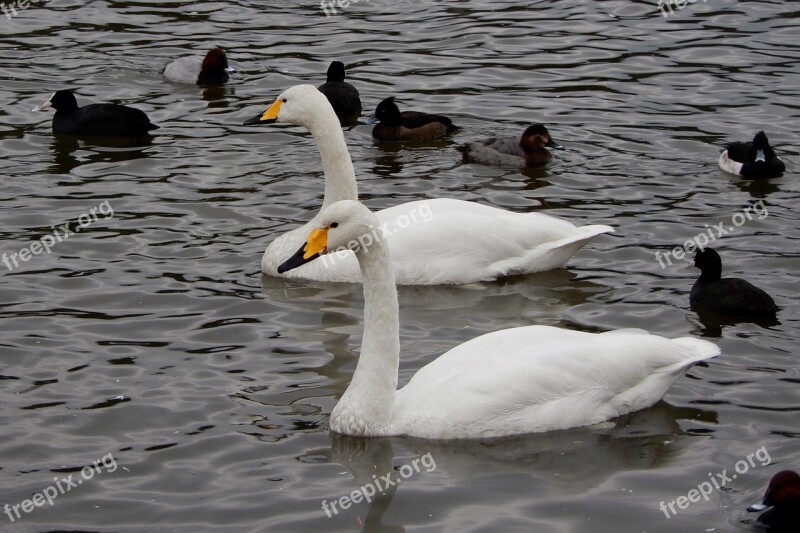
[277,200,377,273]
[242,84,335,129]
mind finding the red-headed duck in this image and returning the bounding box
[458,124,564,167]
[163,47,233,86]
[748,470,800,531]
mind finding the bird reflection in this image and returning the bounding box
[48,135,153,174]
[690,305,781,338]
[314,401,717,532]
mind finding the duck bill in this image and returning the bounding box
[243,98,282,125]
[747,500,769,512]
[546,138,565,150]
[363,115,379,125]
[225,66,236,73]
[755,149,766,163]
[277,228,328,274]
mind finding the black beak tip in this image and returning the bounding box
[243,114,276,126]
[277,247,320,274]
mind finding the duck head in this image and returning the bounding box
[519,124,563,152]
[748,470,800,513]
[750,131,774,163]
[365,96,401,126]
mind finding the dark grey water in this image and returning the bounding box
[1,1,798,532]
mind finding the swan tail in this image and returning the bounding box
[670,337,721,363]
[491,224,613,276]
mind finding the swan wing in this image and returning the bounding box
[393,326,718,438]
[378,199,613,284]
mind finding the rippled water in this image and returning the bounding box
[1,1,798,532]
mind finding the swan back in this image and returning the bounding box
[391,326,718,439]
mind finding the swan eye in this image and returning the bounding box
[330,222,339,228]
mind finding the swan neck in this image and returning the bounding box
[306,114,358,209]
[336,238,399,433]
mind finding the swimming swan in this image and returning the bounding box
[278,200,720,438]
[243,85,613,285]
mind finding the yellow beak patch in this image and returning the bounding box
[304,228,328,259]
[260,98,283,122]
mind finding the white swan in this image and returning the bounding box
[278,200,720,439]
[243,85,613,285]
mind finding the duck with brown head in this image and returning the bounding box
[367,96,457,141]
[163,47,234,86]
[748,470,800,532]
[458,124,564,167]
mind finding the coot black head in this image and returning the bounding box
[691,247,722,282]
[326,61,346,83]
[45,90,80,113]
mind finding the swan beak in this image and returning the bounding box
[243,98,282,125]
[755,149,766,163]
[747,500,768,512]
[546,138,565,150]
[277,228,328,273]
